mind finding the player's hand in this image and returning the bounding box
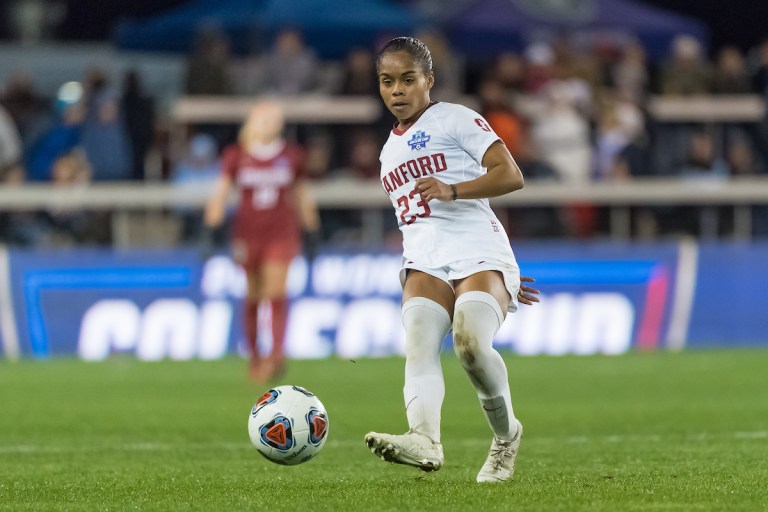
[414,177,452,202]
[517,275,540,306]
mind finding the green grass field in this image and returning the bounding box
[1,350,767,511]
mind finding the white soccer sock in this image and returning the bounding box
[401,297,452,443]
[453,291,519,441]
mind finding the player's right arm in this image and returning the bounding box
[414,141,523,202]
[414,106,524,203]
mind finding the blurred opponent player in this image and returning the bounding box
[364,37,539,483]
[204,100,320,382]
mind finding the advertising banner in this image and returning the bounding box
[1,240,729,360]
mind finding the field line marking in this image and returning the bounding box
[0,245,20,361]
[1,431,766,455]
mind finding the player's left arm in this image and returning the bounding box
[414,141,524,202]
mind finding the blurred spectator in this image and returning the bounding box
[530,81,592,183]
[523,42,556,94]
[677,130,729,180]
[655,35,713,176]
[171,133,222,243]
[508,131,564,238]
[493,52,526,96]
[42,149,93,244]
[478,78,525,157]
[660,35,712,95]
[121,70,155,180]
[335,45,388,182]
[727,137,764,176]
[659,130,729,237]
[611,129,655,180]
[729,133,768,236]
[0,164,49,246]
[265,29,319,95]
[346,129,380,179]
[750,39,768,163]
[593,96,644,180]
[0,104,22,175]
[415,29,463,99]
[553,37,603,109]
[339,48,378,96]
[1,71,51,150]
[751,39,768,95]
[322,127,386,244]
[611,127,661,238]
[550,59,594,119]
[80,68,132,181]
[611,40,648,104]
[530,80,594,237]
[712,46,752,94]
[184,28,233,95]
[303,130,334,179]
[25,82,83,181]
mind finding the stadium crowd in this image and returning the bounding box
[3,26,768,246]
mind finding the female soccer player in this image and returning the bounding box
[364,37,539,483]
[204,100,320,382]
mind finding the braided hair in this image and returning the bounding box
[376,37,433,76]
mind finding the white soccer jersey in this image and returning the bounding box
[379,102,518,269]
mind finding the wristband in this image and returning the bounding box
[450,184,458,201]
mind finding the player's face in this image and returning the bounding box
[378,51,433,124]
[245,101,285,145]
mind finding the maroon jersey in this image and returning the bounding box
[221,142,306,241]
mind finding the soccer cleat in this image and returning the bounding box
[476,420,523,483]
[364,430,444,472]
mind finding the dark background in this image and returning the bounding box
[2,0,767,53]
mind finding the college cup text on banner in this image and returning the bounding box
[5,242,763,360]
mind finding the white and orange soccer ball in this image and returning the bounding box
[248,385,329,465]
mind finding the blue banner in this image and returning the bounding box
[685,243,768,347]
[3,242,766,360]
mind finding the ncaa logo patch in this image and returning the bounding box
[407,130,431,150]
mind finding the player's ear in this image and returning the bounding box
[426,72,435,90]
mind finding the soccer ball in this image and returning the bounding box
[247,385,329,465]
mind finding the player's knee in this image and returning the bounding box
[261,287,287,301]
[403,318,435,362]
[452,312,481,368]
[453,330,481,368]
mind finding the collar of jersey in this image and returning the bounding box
[245,139,286,160]
[391,101,439,136]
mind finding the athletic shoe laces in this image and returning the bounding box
[490,439,515,470]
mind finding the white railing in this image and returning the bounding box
[169,94,767,125]
[646,95,765,122]
[6,177,768,208]
[171,95,382,124]
[2,177,768,243]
